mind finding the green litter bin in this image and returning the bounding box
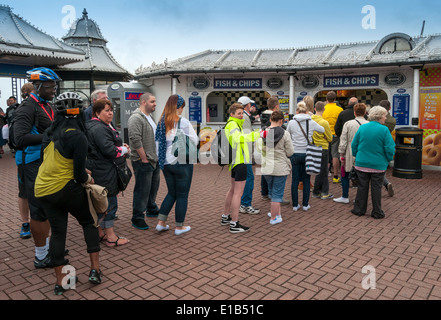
[393,127,423,179]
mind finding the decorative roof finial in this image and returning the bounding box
[82,8,88,19]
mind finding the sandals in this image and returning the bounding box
[106,236,129,247]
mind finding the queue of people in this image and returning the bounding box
[222,93,397,230]
[7,67,397,296]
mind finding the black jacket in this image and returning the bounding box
[86,119,124,197]
[13,96,54,149]
[334,105,355,138]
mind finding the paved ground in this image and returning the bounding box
[1,146,441,302]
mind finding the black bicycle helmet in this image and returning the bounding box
[54,92,84,118]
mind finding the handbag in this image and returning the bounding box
[348,166,359,185]
[113,157,132,191]
[83,178,108,228]
[172,118,197,164]
[347,120,362,185]
[296,120,322,176]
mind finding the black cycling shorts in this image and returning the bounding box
[231,164,247,182]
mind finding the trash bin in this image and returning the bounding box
[393,127,423,179]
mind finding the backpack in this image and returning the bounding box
[8,101,39,151]
[210,120,234,167]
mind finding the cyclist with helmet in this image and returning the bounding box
[35,92,102,295]
[13,67,62,268]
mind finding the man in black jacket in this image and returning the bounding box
[14,67,62,268]
[334,97,359,138]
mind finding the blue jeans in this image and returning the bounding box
[131,161,160,223]
[241,164,254,207]
[291,154,311,207]
[99,195,117,229]
[264,175,288,203]
[341,172,350,199]
[158,164,194,227]
[261,175,269,196]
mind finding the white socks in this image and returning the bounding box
[35,237,49,260]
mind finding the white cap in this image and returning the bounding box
[238,96,254,106]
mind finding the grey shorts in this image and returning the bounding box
[330,136,340,159]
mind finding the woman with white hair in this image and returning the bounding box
[351,106,396,219]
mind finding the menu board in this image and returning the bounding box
[419,88,441,130]
[189,96,202,123]
[393,94,410,126]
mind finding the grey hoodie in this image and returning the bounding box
[286,113,325,154]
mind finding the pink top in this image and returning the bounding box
[355,166,385,173]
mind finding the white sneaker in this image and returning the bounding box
[156,224,170,232]
[303,205,311,211]
[267,212,282,218]
[293,205,301,212]
[270,216,283,225]
[240,206,260,214]
[333,197,350,204]
[175,226,191,235]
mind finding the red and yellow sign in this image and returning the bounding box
[420,88,441,130]
[420,67,441,87]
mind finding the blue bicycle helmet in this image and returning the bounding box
[27,67,62,82]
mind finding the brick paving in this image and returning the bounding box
[1,146,441,301]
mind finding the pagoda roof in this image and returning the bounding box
[0,5,85,68]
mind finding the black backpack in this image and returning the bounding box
[210,120,235,167]
[8,102,38,151]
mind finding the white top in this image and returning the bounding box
[143,113,157,132]
[287,114,325,154]
[156,117,199,165]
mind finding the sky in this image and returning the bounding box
[2,0,441,103]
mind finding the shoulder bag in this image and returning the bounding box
[172,118,197,164]
[113,156,133,191]
[348,119,362,185]
[296,120,322,176]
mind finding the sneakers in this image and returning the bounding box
[320,194,334,200]
[34,253,69,269]
[132,219,149,230]
[267,213,283,225]
[333,197,350,204]
[333,177,341,184]
[293,205,310,211]
[386,183,394,197]
[155,224,170,232]
[34,254,53,269]
[312,193,321,198]
[239,205,260,215]
[261,195,271,201]
[175,226,191,235]
[221,215,232,226]
[20,223,31,239]
[229,221,250,233]
[88,269,103,284]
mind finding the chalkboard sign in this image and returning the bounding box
[393,94,410,126]
[189,96,202,123]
